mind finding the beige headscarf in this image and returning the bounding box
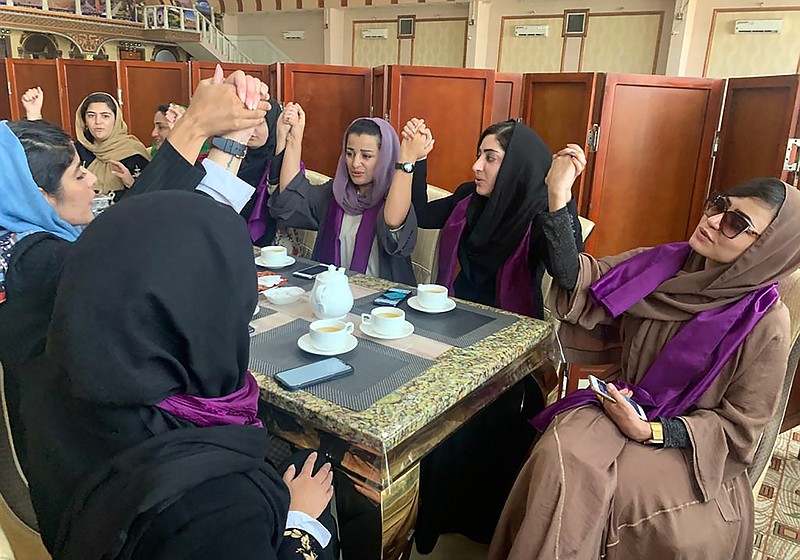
[75,93,150,194]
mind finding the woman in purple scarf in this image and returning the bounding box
[489,145,800,559]
[268,103,432,283]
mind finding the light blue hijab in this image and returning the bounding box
[0,120,82,242]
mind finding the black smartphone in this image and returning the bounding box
[275,358,354,391]
[292,264,329,280]
[373,287,412,307]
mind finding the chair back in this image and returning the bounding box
[411,185,450,284]
[748,267,800,487]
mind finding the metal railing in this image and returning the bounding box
[143,5,252,63]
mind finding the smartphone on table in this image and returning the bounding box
[588,374,647,421]
[373,287,412,307]
[292,264,329,280]
[276,358,354,391]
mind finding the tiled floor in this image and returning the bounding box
[753,429,800,560]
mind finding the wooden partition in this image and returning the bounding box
[268,63,281,104]
[711,74,800,191]
[492,72,523,123]
[118,61,190,145]
[0,61,11,122]
[585,74,724,258]
[521,73,603,213]
[6,59,64,127]
[377,65,495,191]
[190,61,269,92]
[278,63,372,176]
[58,60,118,137]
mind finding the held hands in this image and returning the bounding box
[21,87,44,120]
[545,144,587,211]
[282,452,334,519]
[164,103,186,129]
[109,160,135,188]
[281,102,306,146]
[180,64,269,142]
[400,118,435,162]
[600,384,652,442]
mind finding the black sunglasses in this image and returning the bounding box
[703,196,761,239]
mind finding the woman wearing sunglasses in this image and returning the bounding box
[489,143,800,560]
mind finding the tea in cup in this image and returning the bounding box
[309,319,354,351]
[260,245,288,266]
[361,307,406,336]
[417,284,449,310]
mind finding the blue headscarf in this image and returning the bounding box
[0,120,82,304]
[0,121,82,242]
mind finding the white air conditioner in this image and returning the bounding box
[734,19,783,34]
[361,28,389,39]
[282,31,306,40]
[514,24,549,37]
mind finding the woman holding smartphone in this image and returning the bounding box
[489,146,800,560]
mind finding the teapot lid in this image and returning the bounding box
[317,263,347,281]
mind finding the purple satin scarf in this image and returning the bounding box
[532,242,779,431]
[317,199,381,273]
[155,371,263,428]
[247,161,305,242]
[436,194,537,316]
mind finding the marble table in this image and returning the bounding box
[251,266,554,560]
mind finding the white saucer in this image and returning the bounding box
[359,320,414,340]
[255,256,296,269]
[253,303,261,316]
[407,296,456,314]
[297,333,358,356]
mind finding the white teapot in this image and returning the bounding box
[309,264,354,319]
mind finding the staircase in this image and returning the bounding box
[143,5,252,64]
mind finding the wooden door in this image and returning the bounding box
[6,59,63,127]
[281,63,372,176]
[371,65,388,120]
[384,65,495,191]
[521,73,602,214]
[58,60,118,137]
[268,63,282,101]
[492,72,522,123]
[586,74,724,258]
[0,60,11,121]
[190,61,270,92]
[118,61,190,146]
[711,74,800,192]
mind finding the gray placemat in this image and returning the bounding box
[249,319,435,411]
[353,291,518,347]
[253,306,277,320]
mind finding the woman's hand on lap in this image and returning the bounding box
[601,384,652,442]
[283,452,334,519]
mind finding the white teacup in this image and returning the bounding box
[260,245,288,265]
[309,319,354,351]
[417,284,449,310]
[361,307,406,336]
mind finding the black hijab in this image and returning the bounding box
[238,98,281,188]
[463,122,552,271]
[22,191,290,557]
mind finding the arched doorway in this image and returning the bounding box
[19,33,59,59]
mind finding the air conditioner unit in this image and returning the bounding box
[514,24,549,37]
[282,31,306,40]
[734,19,782,34]
[361,28,389,39]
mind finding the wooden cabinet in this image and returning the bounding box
[376,65,495,192]
[0,61,11,122]
[190,61,269,92]
[58,60,118,137]
[585,74,723,257]
[118,61,190,145]
[711,74,800,192]
[6,59,63,128]
[521,73,603,213]
[492,72,522,123]
[277,63,372,176]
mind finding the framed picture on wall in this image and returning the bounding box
[562,9,589,37]
[398,15,416,39]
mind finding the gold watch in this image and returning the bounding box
[645,421,664,445]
